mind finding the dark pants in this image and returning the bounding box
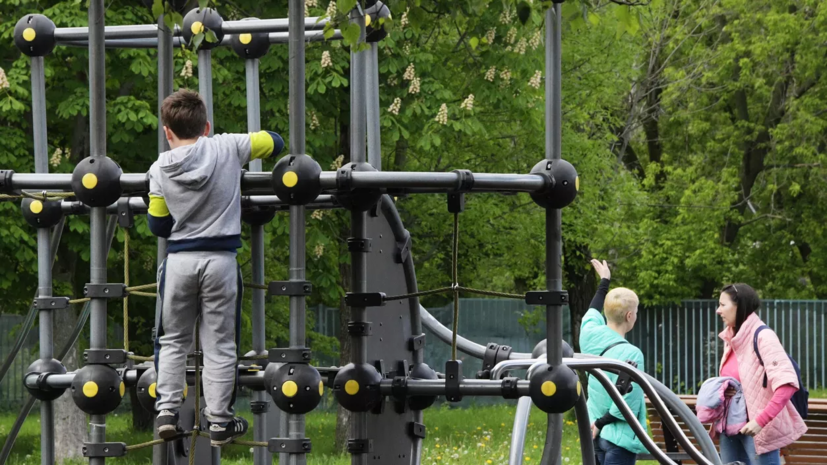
[595,437,637,465]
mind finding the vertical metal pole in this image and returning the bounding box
[366,43,381,171]
[153,14,173,465]
[349,7,368,465]
[288,2,308,465]
[31,54,55,465]
[541,4,563,465]
[245,57,271,465]
[88,0,108,463]
[198,49,214,136]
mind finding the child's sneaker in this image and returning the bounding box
[156,409,180,440]
[209,417,248,446]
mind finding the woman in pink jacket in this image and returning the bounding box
[716,283,807,465]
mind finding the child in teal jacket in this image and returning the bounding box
[580,259,648,465]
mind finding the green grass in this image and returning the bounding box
[0,404,590,465]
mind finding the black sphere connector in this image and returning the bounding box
[531,339,574,359]
[271,154,323,205]
[407,363,438,411]
[529,159,578,209]
[365,2,392,43]
[333,363,383,412]
[14,15,56,57]
[182,8,225,51]
[335,162,382,212]
[136,367,158,413]
[528,363,581,414]
[231,18,270,59]
[71,364,125,415]
[24,359,67,402]
[71,157,123,207]
[21,198,63,229]
[265,363,323,415]
[242,204,278,226]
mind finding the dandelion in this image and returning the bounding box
[460,94,474,111]
[50,148,64,167]
[435,103,448,125]
[400,8,409,28]
[180,59,193,78]
[330,154,345,170]
[321,50,332,68]
[529,29,542,50]
[506,27,517,44]
[408,77,421,95]
[515,38,527,55]
[314,243,324,258]
[325,1,337,18]
[485,66,497,82]
[309,111,320,130]
[0,68,9,90]
[403,63,416,81]
[485,28,496,45]
[388,97,402,115]
[564,458,570,462]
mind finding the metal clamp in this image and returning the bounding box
[409,422,427,439]
[267,438,312,454]
[267,348,312,364]
[346,439,373,454]
[84,283,128,299]
[337,167,354,191]
[347,321,372,336]
[525,290,569,306]
[447,193,465,213]
[478,343,513,379]
[394,230,412,264]
[408,334,425,352]
[452,169,475,192]
[84,349,128,365]
[347,237,372,253]
[82,442,126,458]
[268,281,312,297]
[34,297,70,311]
[250,401,270,414]
[501,377,521,399]
[445,360,463,402]
[117,198,133,228]
[345,292,386,307]
[0,170,14,194]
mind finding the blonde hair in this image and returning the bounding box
[604,287,639,324]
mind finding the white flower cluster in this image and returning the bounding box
[314,243,324,258]
[506,27,517,44]
[400,8,409,28]
[403,63,416,81]
[408,77,421,94]
[180,59,193,78]
[529,70,542,89]
[325,1,337,18]
[388,75,398,86]
[0,68,9,90]
[330,154,345,170]
[460,94,474,111]
[388,97,402,115]
[321,50,332,68]
[311,209,326,220]
[50,148,65,167]
[499,68,512,86]
[307,0,317,7]
[529,29,542,50]
[499,9,514,24]
[403,43,412,55]
[485,66,497,82]
[515,38,527,55]
[435,103,448,125]
[486,28,496,45]
[310,111,320,130]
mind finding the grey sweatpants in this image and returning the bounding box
[154,251,241,423]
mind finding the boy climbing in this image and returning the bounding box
[147,89,284,446]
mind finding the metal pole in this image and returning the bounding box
[88,0,108,463]
[349,6,368,465]
[288,1,307,465]
[541,5,564,465]
[198,49,214,136]
[366,44,381,171]
[153,14,173,465]
[245,57,270,465]
[31,54,55,465]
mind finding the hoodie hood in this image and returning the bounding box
[159,137,218,191]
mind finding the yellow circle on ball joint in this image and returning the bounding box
[83,381,99,398]
[541,381,557,397]
[240,33,252,44]
[119,381,125,398]
[344,380,360,395]
[23,28,36,42]
[82,173,98,190]
[576,381,582,396]
[30,200,43,214]
[319,381,324,396]
[149,382,157,398]
[282,171,299,188]
[365,15,372,27]
[191,21,204,35]
[575,176,580,192]
[282,380,299,398]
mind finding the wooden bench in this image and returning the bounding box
[643,396,827,464]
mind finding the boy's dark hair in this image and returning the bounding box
[721,283,760,335]
[161,89,207,140]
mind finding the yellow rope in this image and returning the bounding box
[127,354,154,362]
[197,431,267,447]
[129,291,157,297]
[126,283,157,292]
[69,297,91,304]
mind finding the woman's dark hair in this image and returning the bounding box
[721,283,760,334]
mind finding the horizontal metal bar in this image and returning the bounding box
[221,17,328,34]
[58,195,338,215]
[379,378,530,397]
[26,367,267,390]
[60,29,341,50]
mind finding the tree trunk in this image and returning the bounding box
[563,240,598,393]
